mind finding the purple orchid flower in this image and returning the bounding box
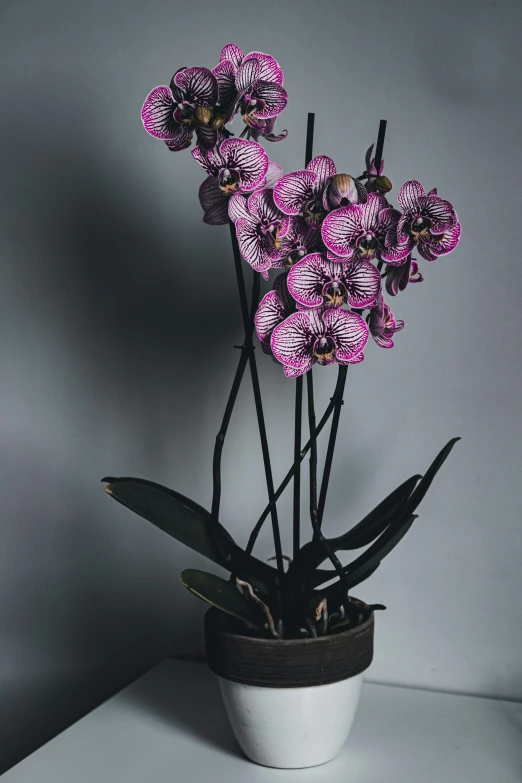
[368,293,404,348]
[287,253,381,310]
[321,192,400,263]
[255,272,295,355]
[382,181,459,264]
[274,156,367,229]
[274,217,323,269]
[200,160,283,226]
[270,307,369,377]
[234,189,291,278]
[141,67,222,152]
[192,137,268,198]
[214,43,287,132]
[385,256,424,297]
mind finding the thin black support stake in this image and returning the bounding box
[305,113,315,167]
[247,364,348,553]
[316,367,348,526]
[306,370,348,589]
[317,119,387,529]
[293,112,316,559]
[374,119,387,173]
[228,220,286,590]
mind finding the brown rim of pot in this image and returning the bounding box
[205,607,375,688]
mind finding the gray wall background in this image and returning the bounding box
[1,0,521,773]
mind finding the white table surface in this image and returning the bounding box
[5,660,522,782]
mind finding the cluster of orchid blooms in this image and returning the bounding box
[142,43,461,378]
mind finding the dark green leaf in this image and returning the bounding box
[180,569,259,629]
[314,515,417,595]
[104,478,278,595]
[329,474,421,551]
[401,437,460,518]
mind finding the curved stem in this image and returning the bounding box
[292,376,303,558]
[246,365,348,554]
[317,367,348,527]
[306,370,348,588]
[211,273,260,523]
[228,220,286,590]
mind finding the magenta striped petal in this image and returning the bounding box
[228,193,249,223]
[141,86,179,140]
[220,43,243,68]
[396,213,410,243]
[361,192,387,232]
[212,60,237,108]
[236,217,272,274]
[418,221,461,261]
[385,261,410,296]
[379,207,401,235]
[236,58,261,92]
[338,351,365,365]
[255,290,288,343]
[421,196,456,233]
[247,188,281,224]
[164,126,193,151]
[321,205,363,256]
[397,180,426,211]
[287,253,332,308]
[173,67,218,106]
[327,248,353,263]
[263,161,284,188]
[273,271,295,313]
[344,259,381,308]
[323,309,369,361]
[220,138,268,190]
[191,144,224,176]
[273,170,316,215]
[195,125,218,150]
[203,200,228,225]
[306,155,337,192]
[271,311,318,369]
[243,51,284,85]
[284,363,312,377]
[198,176,227,225]
[307,155,336,188]
[251,81,288,118]
[381,235,415,265]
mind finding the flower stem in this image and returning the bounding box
[293,112,316,559]
[247,364,348,553]
[317,119,387,529]
[293,375,303,558]
[211,273,260,524]
[228,220,286,590]
[306,370,348,588]
[316,366,348,527]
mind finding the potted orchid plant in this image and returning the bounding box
[103,42,461,770]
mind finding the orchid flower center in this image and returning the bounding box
[285,247,306,268]
[322,280,346,307]
[356,232,378,258]
[218,168,241,194]
[174,100,196,125]
[411,215,432,241]
[268,223,284,249]
[313,335,336,364]
[242,94,267,120]
[304,198,326,227]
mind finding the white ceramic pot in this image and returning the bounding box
[217,672,363,769]
[205,607,374,770]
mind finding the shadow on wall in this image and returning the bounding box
[0,113,244,772]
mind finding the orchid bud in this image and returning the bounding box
[375,175,392,194]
